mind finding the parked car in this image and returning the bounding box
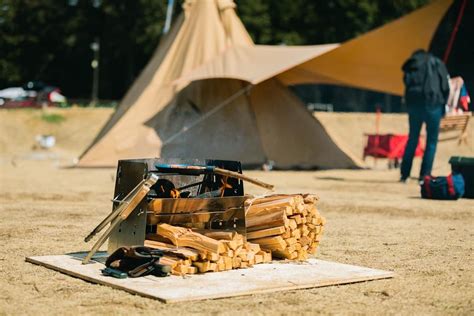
[0,81,66,108]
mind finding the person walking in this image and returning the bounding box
[400,49,450,183]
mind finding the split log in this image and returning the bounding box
[187,266,198,274]
[144,239,200,261]
[245,195,299,207]
[224,256,233,270]
[192,229,244,250]
[247,226,286,240]
[192,229,239,241]
[246,204,294,218]
[193,261,217,273]
[288,219,298,230]
[157,223,226,254]
[250,236,286,251]
[245,242,261,252]
[232,257,242,268]
[246,209,289,231]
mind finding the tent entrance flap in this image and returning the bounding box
[161,83,253,147]
[158,79,267,167]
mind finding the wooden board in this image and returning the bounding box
[26,252,394,303]
[148,196,248,214]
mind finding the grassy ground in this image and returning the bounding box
[0,109,472,314]
[0,161,472,315]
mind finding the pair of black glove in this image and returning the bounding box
[105,246,171,278]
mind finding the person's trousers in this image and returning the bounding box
[401,105,443,179]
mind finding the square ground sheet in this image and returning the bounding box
[26,252,394,303]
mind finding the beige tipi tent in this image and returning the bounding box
[78,0,362,169]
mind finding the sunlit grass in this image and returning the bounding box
[40,113,66,123]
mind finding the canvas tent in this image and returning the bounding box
[78,0,362,169]
[79,0,456,168]
[181,0,455,96]
[276,0,455,95]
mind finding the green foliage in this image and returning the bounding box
[237,0,272,43]
[40,113,66,124]
[0,0,172,99]
[1,0,429,99]
[236,0,428,45]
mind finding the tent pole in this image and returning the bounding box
[163,0,175,35]
[443,0,467,63]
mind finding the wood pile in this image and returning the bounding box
[145,223,271,275]
[245,194,325,260]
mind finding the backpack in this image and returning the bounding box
[420,173,465,200]
[402,50,450,107]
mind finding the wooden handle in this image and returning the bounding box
[214,167,274,190]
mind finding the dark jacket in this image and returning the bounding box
[402,50,450,110]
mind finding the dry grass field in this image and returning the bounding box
[0,108,472,315]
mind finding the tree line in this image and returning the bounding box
[0,0,427,100]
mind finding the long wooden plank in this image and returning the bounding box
[440,124,466,130]
[441,117,469,122]
[148,196,248,214]
[26,252,395,303]
[247,226,286,240]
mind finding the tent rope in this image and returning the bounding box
[161,84,252,146]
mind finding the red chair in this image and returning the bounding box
[363,134,424,168]
[363,108,424,168]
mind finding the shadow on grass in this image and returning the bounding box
[313,176,397,184]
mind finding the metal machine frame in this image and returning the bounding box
[107,158,246,253]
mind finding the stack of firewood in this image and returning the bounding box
[145,223,271,275]
[144,194,324,274]
[245,194,325,260]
